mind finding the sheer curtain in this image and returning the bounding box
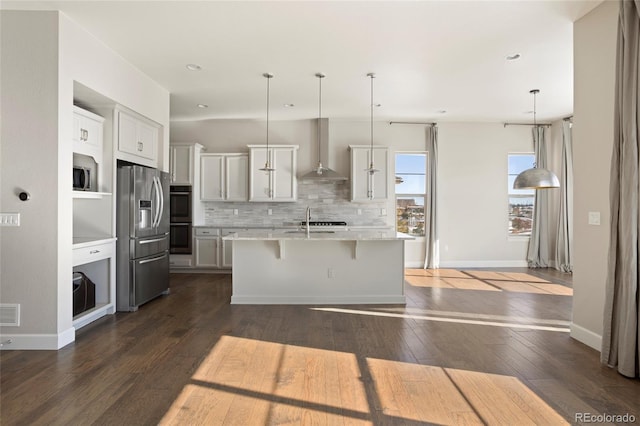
[424,125,439,269]
[555,120,573,273]
[527,126,552,268]
[602,0,640,378]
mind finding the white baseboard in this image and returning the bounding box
[404,261,425,268]
[439,260,529,268]
[570,323,602,351]
[0,327,75,350]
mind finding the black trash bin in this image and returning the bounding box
[73,272,96,316]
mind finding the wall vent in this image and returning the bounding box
[0,304,20,326]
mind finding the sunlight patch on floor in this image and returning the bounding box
[160,335,570,425]
[310,307,570,332]
[404,269,573,296]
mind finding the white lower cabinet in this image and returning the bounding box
[72,238,116,329]
[194,228,220,268]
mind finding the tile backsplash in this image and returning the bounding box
[203,181,389,227]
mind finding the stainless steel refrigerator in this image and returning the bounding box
[116,164,170,312]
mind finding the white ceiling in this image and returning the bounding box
[4,0,603,123]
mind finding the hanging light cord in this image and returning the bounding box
[318,74,322,167]
[266,75,270,151]
[370,74,374,165]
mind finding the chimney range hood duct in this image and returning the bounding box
[301,73,347,183]
[301,118,347,182]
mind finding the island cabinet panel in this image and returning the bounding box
[248,145,298,202]
[194,228,220,268]
[200,153,248,201]
[349,146,389,201]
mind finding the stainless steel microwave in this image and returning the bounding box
[73,166,91,191]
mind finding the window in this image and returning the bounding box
[396,153,427,237]
[508,154,535,236]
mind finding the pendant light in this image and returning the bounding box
[259,73,275,172]
[513,89,560,189]
[365,72,379,175]
[314,73,326,174]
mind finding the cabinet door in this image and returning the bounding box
[200,155,225,201]
[249,148,273,201]
[118,111,158,162]
[226,155,248,201]
[170,145,193,185]
[371,147,389,200]
[195,237,220,267]
[118,112,139,156]
[350,147,388,201]
[272,148,296,201]
[136,120,157,161]
[73,108,104,159]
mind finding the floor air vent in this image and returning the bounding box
[0,304,20,326]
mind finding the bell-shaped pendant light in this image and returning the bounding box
[364,72,379,175]
[259,73,276,172]
[513,89,560,189]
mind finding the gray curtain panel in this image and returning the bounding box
[527,126,551,268]
[602,0,640,378]
[555,120,574,273]
[424,125,439,269]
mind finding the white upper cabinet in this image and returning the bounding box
[248,145,298,202]
[73,106,104,161]
[349,145,389,201]
[200,153,248,201]
[170,143,202,185]
[117,107,159,164]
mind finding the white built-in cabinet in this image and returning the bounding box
[349,145,389,201]
[71,104,115,329]
[116,106,159,165]
[170,143,204,185]
[194,228,221,268]
[200,153,248,201]
[248,145,298,202]
[73,106,104,161]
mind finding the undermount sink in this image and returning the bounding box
[284,230,336,234]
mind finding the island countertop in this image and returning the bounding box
[222,229,414,241]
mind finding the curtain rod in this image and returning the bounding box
[503,122,552,128]
[389,121,437,126]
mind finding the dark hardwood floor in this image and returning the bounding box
[1,269,638,425]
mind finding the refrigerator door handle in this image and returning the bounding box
[138,253,167,265]
[158,176,165,227]
[139,235,169,245]
[152,176,161,228]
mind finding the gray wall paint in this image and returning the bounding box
[572,0,619,348]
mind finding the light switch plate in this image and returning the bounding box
[588,211,601,225]
[0,213,20,226]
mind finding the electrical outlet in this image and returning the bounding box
[357,209,362,215]
[588,211,601,225]
[267,208,273,215]
[0,213,20,227]
[328,268,335,279]
[380,208,386,216]
[233,209,238,215]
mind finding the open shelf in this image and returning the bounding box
[72,302,114,330]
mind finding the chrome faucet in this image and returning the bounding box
[305,206,311,237]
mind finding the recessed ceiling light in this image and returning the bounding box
[506,53,521,61]
[437,110,447,114]
[186,64,202,71]
[524,110,534,114]
[197,104,208,108]
[284,103,295,108]
[373,103,382,107]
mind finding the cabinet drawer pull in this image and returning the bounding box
[89,250,100,254]
[137,141,144,151]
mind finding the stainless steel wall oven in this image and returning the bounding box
[169,185,192,254]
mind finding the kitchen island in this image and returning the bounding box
[223,229,413,304]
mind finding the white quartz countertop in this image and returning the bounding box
[223,229,414,241]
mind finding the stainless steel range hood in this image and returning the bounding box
[301,118,348,183]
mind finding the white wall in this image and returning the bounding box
[1,12,61,343]
[171,119,533,267]
[572,0,619,350]
[0,11,171,349]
